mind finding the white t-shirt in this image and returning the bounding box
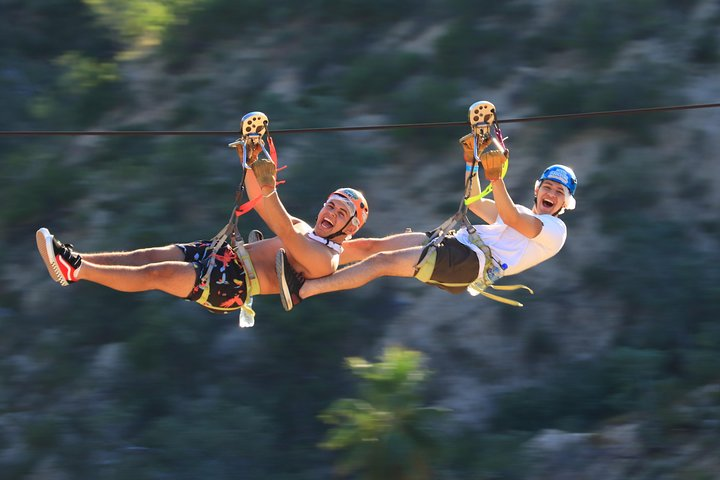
[454,205,567,278]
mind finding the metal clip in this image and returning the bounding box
[228,111,271,168]
[468,100,497,162]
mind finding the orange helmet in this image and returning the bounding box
[327,187,369,231]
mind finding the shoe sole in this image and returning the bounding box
[36,228,69,286]
[275,249,293,311]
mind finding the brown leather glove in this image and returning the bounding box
[246,143,263,166]
[459,133,492,165]
[251,157,277,190]
[480,137,508,181]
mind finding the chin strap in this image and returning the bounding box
[308,231,343,254]
[320,215,355,242]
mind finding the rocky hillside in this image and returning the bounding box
[1,1,720,478]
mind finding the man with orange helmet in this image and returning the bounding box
[277,134,576,310]
[36,137,369,322]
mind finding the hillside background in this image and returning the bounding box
[1,1,720,479]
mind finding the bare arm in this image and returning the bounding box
[465,168,499,224]
[489,178,542,238]
[250,158,336,276]
[245,159,302,228]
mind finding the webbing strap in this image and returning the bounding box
[235,242,259,328]
[236,242,259,291]
[235,195,262,217]
[197,114,276,326]
[418,204,532,307]
[463,123,510,205]
[477,289,526,307]
[198,216,236,290]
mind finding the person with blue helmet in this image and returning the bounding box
[277,105,577,310]
[535,164,577,215]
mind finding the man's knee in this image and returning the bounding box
[142,262,196,296]
[370,249,419,276]
[142,262,183,283]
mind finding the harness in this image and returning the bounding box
[197,112,276,327]
[415,103,533,306]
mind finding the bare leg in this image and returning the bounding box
[76,260,197,298]
[301,246,424,299]
[341,232,427,264]
[82,245,184,266]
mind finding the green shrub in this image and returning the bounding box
[340,53,424,100]
[0,147,86,233]
[308,0,418,24]
[490,359,612,431]
[584,148,661,232]
[524,0,686,66]
[523,326,559,363]
[689,22,720,64]
[132,401,276,480]
[0,1,119,59]
[441,430,531,479]
[23,416,62,450]
[518,59,683,140]
[388,77,461,151]
[433,18,526,83]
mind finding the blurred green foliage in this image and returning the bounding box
[319,347,448,480]
[85,0,195,49]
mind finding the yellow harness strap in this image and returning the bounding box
[235,242,260,327]
[236,243,260,297]
[413,237,532,306]
[465,231,533,307]
[464,159,509,206]
[414,247,437,283]
[194,238,261,326]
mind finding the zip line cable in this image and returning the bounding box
[1,102,719,137]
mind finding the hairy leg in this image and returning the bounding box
[301,245,423,299]
[340,232,427,264]
[82,245,184,266]
[76,260,197,298]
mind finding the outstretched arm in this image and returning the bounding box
[249,157,337,276]
[464,136,539,238]
[466,167,499,224]
[489,178,542,238]
[243,148,301,228]
[460,132,498,224]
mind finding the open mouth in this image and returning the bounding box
[541,198,555,209]
[320,217,334,229]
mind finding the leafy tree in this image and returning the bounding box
[319,347,448,480]
[85,0,194,52]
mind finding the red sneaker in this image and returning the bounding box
[36,228,82,286]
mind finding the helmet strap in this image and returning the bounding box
[324,217,355,241]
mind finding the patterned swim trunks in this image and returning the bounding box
[177,241,249,313]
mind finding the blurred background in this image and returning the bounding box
[1,0,720,478]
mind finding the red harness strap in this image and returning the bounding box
[233,135,285,217]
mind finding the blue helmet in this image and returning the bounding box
[535,164,577,211]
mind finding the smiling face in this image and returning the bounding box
[534,180,568,216]
[314,197,357,239]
